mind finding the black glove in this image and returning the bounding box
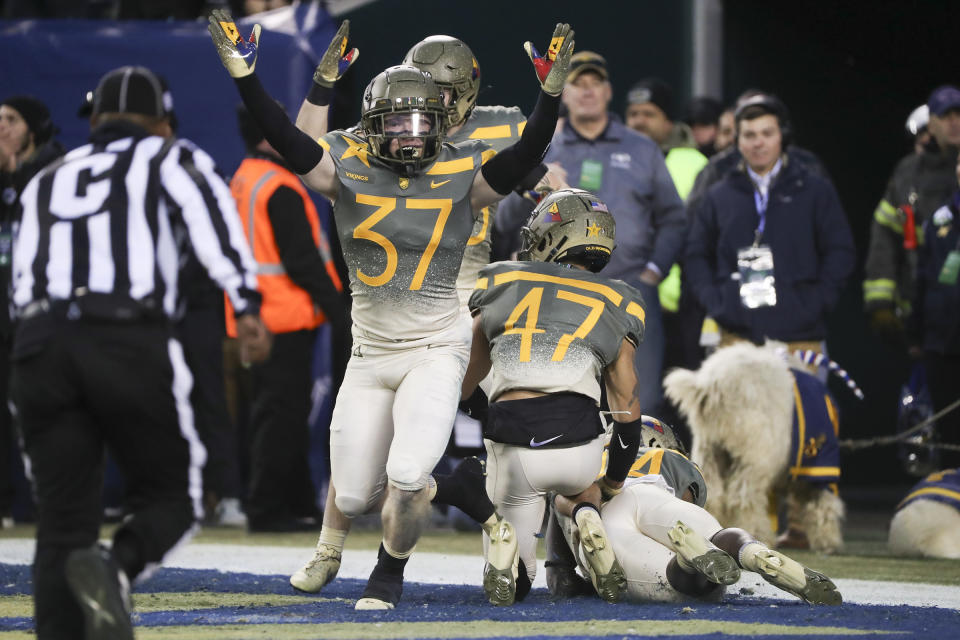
[869,306,904,342]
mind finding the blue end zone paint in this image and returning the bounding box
[1,563,958,637]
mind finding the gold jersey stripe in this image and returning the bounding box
[427,156,475,175]
[480,148,497,165]
[468,124,513,139]
[517,120,527,135]
[317,137,330,151]
[625,301,646,323]
[474,276,489,289]
[490,270,623,304]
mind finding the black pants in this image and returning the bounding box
[177,305,242,502]
[10,315,199,640]
[245,328,319,525]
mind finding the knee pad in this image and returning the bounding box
[386,456,428,491]
[335,493,371,519]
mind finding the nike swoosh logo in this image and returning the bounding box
[530,435,562,447]
[430,179,451,189]
[617,434,629,449]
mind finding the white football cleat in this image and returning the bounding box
[753,549,842,605]
[667,520,740,586]
[576,507,626,603]
[290,543,342,593]
[483,517,519,606]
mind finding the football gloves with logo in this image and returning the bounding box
[523,23,575,97]
[314,20,359,88]
[208,9,261,79]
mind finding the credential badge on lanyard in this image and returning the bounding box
[737,186,776,309]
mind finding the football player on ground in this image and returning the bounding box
[460,188,653,605]
[546,417,843,605]
[209,11,573,610]
[290,29,563,605]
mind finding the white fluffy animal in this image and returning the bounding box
[663,342,845,553]
[888,470,960,559]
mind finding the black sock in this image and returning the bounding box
[665,556,722,597]
[111,529,145,581]
[432,458,495,524]
[571,502,598,522]
[606,418,644,482]
[377,543,409,576]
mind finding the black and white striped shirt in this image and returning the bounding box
[13,122,260,319]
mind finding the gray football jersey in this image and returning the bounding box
[469,261,646,402]
[320,129,494,342]
[624,447,708,508]
[448,106,527,308]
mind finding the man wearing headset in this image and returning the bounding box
[684,93,856,354]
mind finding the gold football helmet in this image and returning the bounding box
[361,65,447,175]
[519,188,616,272]
[402,35,480,128]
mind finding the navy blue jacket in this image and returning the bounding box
[685,157,855,343]
[913,194,960,355]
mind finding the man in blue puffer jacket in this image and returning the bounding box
[684,94,855,350]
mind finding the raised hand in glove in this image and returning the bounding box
[314,20,359,88]
[207,8,261,78]
[523,23,575,96]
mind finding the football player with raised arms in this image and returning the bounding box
[290,29,562,603]
[208,11,573,610]
[546,417,843,606]
[460,188,653,604]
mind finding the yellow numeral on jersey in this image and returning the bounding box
[551,290,605,361]
[353,195,454,290]
[502,286,606,363]
[407,198,453,290]
[627,449,664,478]
[503,287,546,362]
[354,194,397,286]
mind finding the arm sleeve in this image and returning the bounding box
[162,142,261,317]
[234,75,326,175]
[683,195,723,315]
[646,147,688,274]
[863,171,904,310]
[480,92,560,195]
[811,181,857,313]
[266,186,344,315]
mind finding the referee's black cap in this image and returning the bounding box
[92,66,175,119]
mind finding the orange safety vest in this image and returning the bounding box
[225,157,342,337]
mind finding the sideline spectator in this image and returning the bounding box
[865,85,960,342]
[684,95,724,158]
[0,95,65,527]
[910,154,960,467]
[228,102,348,532]
[684,93,855,353]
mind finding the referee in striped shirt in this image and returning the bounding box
[10,65,271,640]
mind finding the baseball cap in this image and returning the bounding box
[927,85,960,117]
[567,51,608,83]
[626,78,675,120]
[92,65,174,118]
[1,95,55,145]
